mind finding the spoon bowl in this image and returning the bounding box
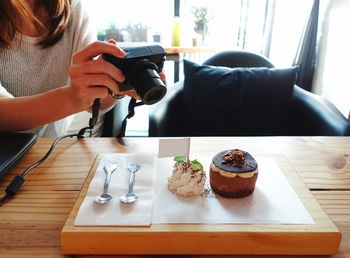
[120,163,141,204]
[94,164,117,204]
[119,193,138,203]
[94,193,113,204]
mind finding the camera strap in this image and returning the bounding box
[117,98,144,138]
[78,98,101,138]
[78,97,144,138]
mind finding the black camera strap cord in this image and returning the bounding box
[0,98,104,205]
[117,98,144,137]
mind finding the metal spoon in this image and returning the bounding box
[120,163,141,204]
[94,164,118,204]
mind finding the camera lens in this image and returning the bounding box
[143,84,166,105]
[127,60,167,105]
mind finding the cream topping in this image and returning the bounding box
[210,162,258,178]
[168,162,206,197]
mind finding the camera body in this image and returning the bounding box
[102,45,166,105]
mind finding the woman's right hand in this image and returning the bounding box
[68,41,128,111]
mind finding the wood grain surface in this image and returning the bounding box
[0,136,350,257]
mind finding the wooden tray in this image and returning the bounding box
[60,156,341,255]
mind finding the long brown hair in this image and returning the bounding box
[0,0,71,49]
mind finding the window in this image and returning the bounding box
[84,0,173,45]
[83,0,314,136]
[181,0,313,66]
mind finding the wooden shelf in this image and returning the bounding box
[116,42,223,54]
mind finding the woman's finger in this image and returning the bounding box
[71,73,123,95]
[108,39,118,45]
[73,41,125,64]
[71,59,125,82]
[95,39,119,61]
[159,72,166,82]
[124,90,141,100]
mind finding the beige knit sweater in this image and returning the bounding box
[0,0,104,137]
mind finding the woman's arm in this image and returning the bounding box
[0,86,79,131]
[0,41,134,132]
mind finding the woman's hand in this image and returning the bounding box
[68,40,166,112]
[68,40,138,111]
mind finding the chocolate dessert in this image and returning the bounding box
[209,149,258,198]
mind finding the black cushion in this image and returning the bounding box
[182,59,299,135]
[203,50,274,68]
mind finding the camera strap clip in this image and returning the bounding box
[117,98,144,138]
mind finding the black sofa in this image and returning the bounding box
[149,51,350,137]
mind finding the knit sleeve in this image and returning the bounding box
[70,0,97,54]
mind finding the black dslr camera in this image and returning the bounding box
[102,45,166,105]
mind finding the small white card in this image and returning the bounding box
[158,137,190,158]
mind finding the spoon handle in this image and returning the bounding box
[103,171,113,194]
[128,171,136,194]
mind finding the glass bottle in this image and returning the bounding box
[172,16,180,46]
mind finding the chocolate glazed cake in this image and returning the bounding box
[210,149,258,198]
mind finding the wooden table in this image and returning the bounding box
[0,136,349,257]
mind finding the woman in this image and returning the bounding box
[0,0,142,137]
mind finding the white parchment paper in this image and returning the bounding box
[152,157,315,224]
[74,153,155,226]
[74,155,314,226]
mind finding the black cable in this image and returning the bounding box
[0,133,79,206]
[21,133,79,177]
[0,99,101,206]
[0,194,9,203]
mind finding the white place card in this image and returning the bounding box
[158,137,190,158]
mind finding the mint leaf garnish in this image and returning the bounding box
[174,157,204,171]
[191,159,203,171]
[174,156,186,163]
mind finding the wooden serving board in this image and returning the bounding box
[60,155,341,255]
